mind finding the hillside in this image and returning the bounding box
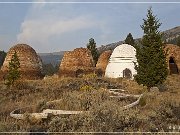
[38,51,65,66]
[23,26,180,66]
[162,26,180,44]
[162,26,180,42]
[98,26,180,53]
[0,26,179,133]
[0,75,179,132]
[0,27,179,69]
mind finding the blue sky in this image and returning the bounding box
[0,0,180,53]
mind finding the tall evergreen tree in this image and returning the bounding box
[5,51,20,87]
[87,38,99,65]
[124,33,135,47]
[135,8,168,89]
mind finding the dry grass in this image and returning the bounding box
[0,75,179,132]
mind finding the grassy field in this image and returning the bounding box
[0,74,179,133]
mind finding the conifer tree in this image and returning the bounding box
[135,8,168,89]
[5,51,20,87]
[87,38,99,65]
[125,33,135,47]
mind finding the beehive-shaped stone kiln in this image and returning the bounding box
[59,48,95,77]
[105,44,137,79]
[164,44,180,75]
[1,44,43,80]
[96,50,112,76]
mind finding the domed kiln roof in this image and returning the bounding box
[1,44,43,79]
[111,44,136,58]
[10,44,35,51]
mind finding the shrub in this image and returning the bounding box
[83,73,97,80]
[0,122,21,132]
[13,80,33,90]
[0,74,179,132]
[139,95,147,107]
[156,100,180,123]
[157,84,168,92]
[48,116,74,132]
[48,103,142,132]
[35,100,48,112]
[80,85,94,91]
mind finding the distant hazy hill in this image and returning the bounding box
[38,26,180,66]
[98,26,180,53]
[38,51,65,66]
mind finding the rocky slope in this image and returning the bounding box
[162,26,180,43]
[98,26,180,53]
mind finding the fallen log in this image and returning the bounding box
[10,109,85,120]
[10,109,24,120]
[43,109,84,115]
[10,109,48,120]
[10,90,144,120]
[109,90,140,98]
[121,94,143,110]
[108,89,126,92]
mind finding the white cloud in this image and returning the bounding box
[17,16,96,44]
[16,2,99,52]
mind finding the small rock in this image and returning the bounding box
[150,87,159,93]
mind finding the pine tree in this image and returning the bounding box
[87,38,99,65]
[5,51,20,87]
[124,33,135,47]
[134,8,168,89]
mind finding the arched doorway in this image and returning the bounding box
[123,68,132,79]
[169,57,179,74]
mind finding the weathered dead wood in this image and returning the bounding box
[10,109,84,120]
[109,90,140,98]
[43,109,84,115]
[10,90,144,120]
[108,89,126,92]
[121,94,143,110]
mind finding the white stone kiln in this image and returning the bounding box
[105,44,137,79]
